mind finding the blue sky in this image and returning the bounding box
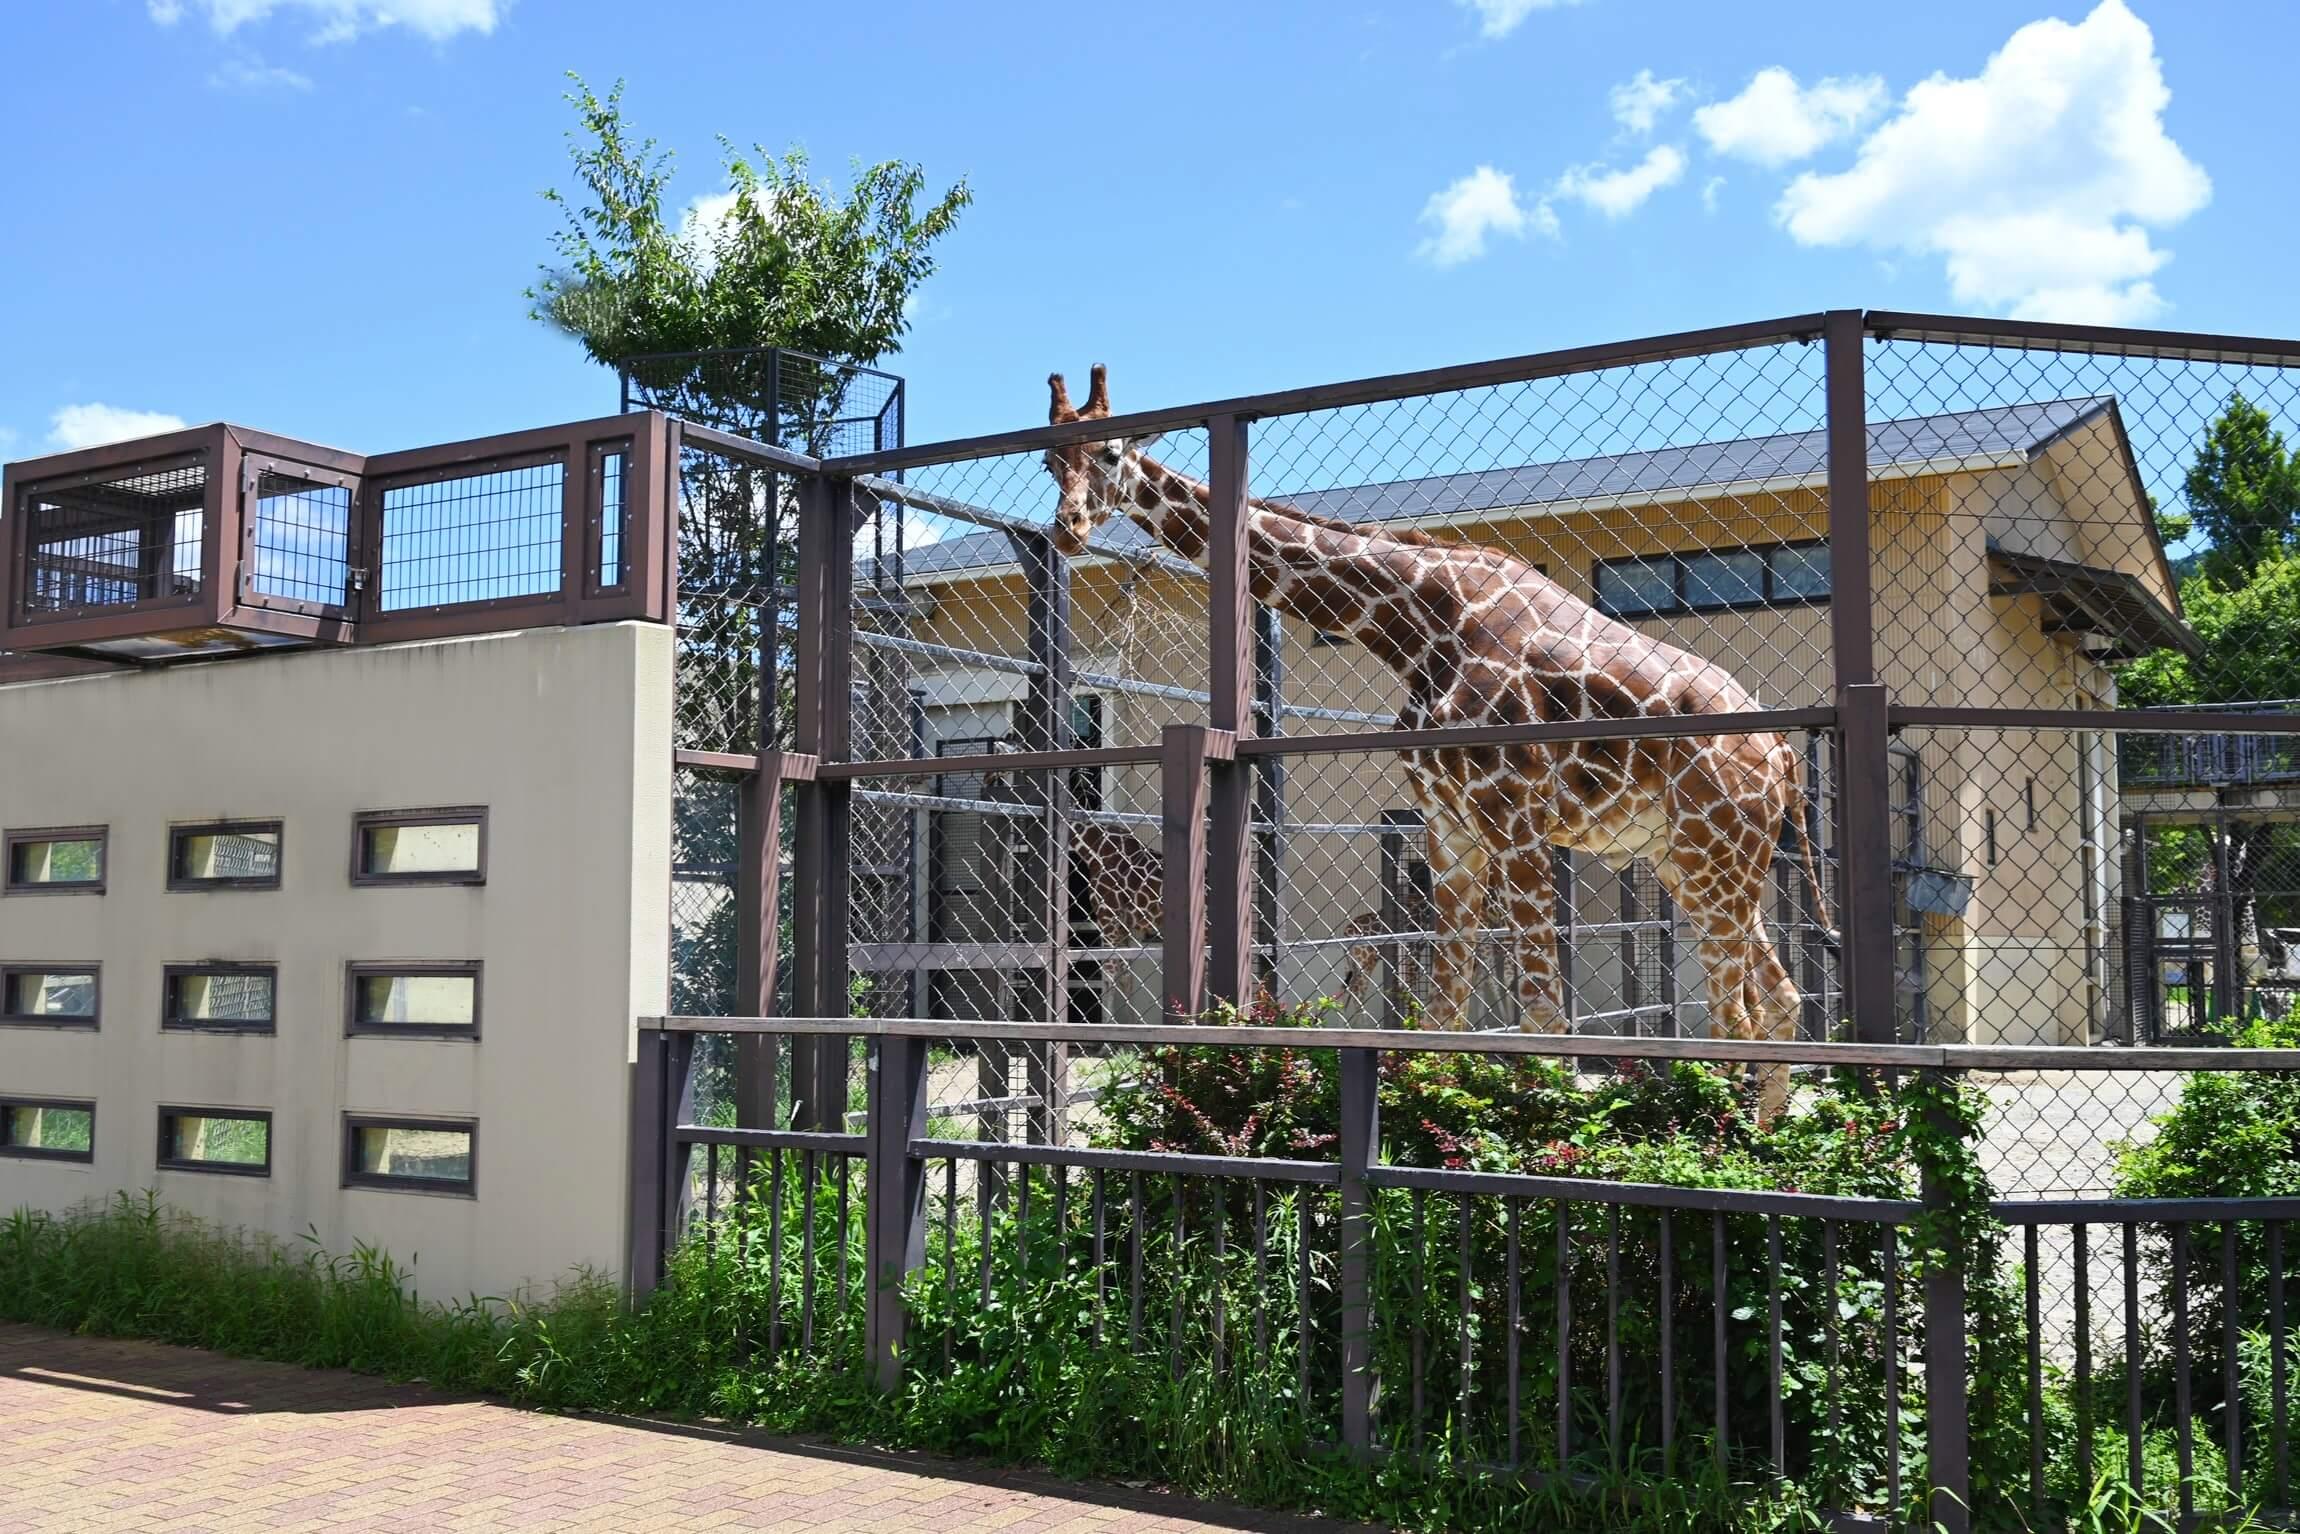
[2,0,2293,462]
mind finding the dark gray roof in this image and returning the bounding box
[887,396,2118,581]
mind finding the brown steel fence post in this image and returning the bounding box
[815,476,856,1127]
[1018,530,1073,1142]
[1827,309,1896,1045]
[1206,413,1256,1009]
[1339,1044,1380,1457]
[789,472,855,1129]
[1161,723,1221,1019]
[1920,1066,1972,1534]
[627,1024,696,1299]
[865,1032,929,1390]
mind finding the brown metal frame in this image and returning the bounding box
[0,413,674,661]
[3,824,108,895]
[0,1096,96,1162]
[341,1113,477,1196]
[0,962,101,1028]
[160,962,279,1034]
[349,806,487,888]
[165,819,284,893]
[343,961,483,1040]
[154,1105,273,1177]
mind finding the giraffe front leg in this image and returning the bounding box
[1423,821,1489,1032]
[1495,843,1568,1034]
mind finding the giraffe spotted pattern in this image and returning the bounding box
[1043,366,1830,1119]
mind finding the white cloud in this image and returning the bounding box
[1701,175,1725,213]
[1454,0,1579,41]
[1415,165,1553,266]
[1776,0,2209,324]
[1552,144,1686,219]
[154,0,501,42]
[1693,67,1884,167]
[48,405,190,451]
[209,57,313,90]
[1609,69,1684,136]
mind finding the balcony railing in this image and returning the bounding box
[2119,701,2300,789]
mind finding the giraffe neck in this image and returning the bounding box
[1121,453,1432,670]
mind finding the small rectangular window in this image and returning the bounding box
[5,827,106,894]
[352,809,486,886]
[0,1098,94,1161]
[157,1108,271,1176]
[1,966,99,1027]
[1770,543,1832,601]
[1683,550,1766,611]
[344,1116,475,1194]
[1595,556,1678,618]
[346,963,480,1037]
[168,821,283,891]
[163,965,277,1033]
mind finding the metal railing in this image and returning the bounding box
[638,307,2300,1531]
[634,1016,2300,1529]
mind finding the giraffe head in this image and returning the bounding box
[1044,364,1157,557]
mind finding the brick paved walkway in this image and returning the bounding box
[1,1325,1359,1533]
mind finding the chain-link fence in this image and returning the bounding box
[647,310,2300,1527]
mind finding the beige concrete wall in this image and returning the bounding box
[0,622,671,1301]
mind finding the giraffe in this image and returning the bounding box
[1041,366,1832,1119]
[1069,821,1166,944]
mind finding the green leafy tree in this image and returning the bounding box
[2183,391,2300,587]
[529,76,970,415]
[531,79,968,1101]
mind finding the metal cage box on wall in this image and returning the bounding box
[1,415,674,662]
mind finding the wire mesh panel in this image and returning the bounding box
[376,457,564,611]
[17,456,207,616]
[1864,329,2300,711]
[1243,740,1839,1042]
[1249,340,1834,714]
[621,346,902,458]
[675,441,793,755]
[248,468,351,609]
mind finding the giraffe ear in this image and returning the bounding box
[1125,430,1163,454]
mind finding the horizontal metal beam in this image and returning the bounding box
[1866,310,2300,368]
[1993,1196,2300,1225]
[1231,706,1837,759]
[1372,1164,1924,1223]
[911,1138,1342,1184]
[819,743,1163,781]
[672,1126,866,1153]
[824,314,1829,475]
[671,749,819,780]
[674,421,825,475]
[1893,705,2300,736]
[644,1015,2300,1073]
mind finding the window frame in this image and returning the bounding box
[161,962,279,1035]
[349,807,488,888]
[343,961,482,1040]
[155,1106,273,1178]
[1590,539,1833,620]
[3,825,108,896]
[0,1096,96,1163]
[0,963,101,1029]
[341,1114,477,1196]
[166,819,284,892]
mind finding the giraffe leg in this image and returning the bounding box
[1495,842,1569,1034]
[1423,817,1490,1032]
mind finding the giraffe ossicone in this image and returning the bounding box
[1042,366,1832,1123]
